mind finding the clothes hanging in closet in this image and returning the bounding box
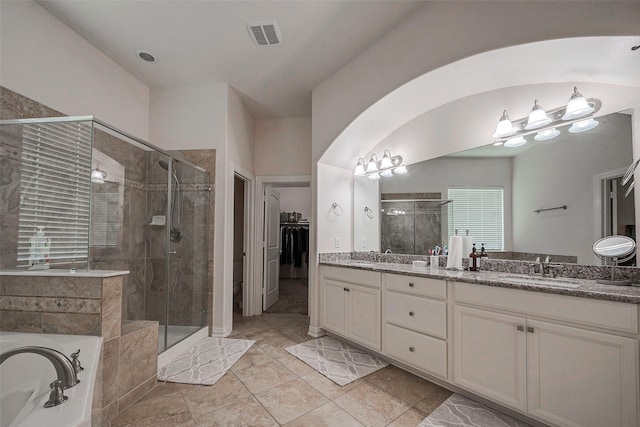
[280,225,308,267]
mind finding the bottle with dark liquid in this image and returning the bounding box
[469,243,479,272]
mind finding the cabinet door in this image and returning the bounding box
[322,279,348,336]
[453,305,527,412]
[527,320,638,427]
[348,284,381,351]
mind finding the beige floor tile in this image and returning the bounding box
[194,396,278,427]
[111,391,193,427]
[301,371,362,400]
[230,345,273,372]
[180,372,252,419]
[275,352,317,376]
[334,382,410,427]
[413,386,453,415]
[364,365,439,406]
[255,378,328,424]
[284,401,364,427]
[387,407,429,427]
[234,358,297,394]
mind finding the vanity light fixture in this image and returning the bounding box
[492,86,601,147]
[568,118,599,133]
[492,110,515,138]
[354,150,406,178]
[534,128,560,141]
[91,167,106,184]
[525,100,552,130]
[562,87,594,120]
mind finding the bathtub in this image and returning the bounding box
[0,332,102,427]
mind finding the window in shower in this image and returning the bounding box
[16,119,93,268]
[90,149,125,247]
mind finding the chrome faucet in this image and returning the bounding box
[384,249,392,254]
[528,256,563,278]
[368,250,379,262]
[0,346,79,389]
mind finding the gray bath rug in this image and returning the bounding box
[419,393,533,427]
[285,336,389,386]
[157,337,254,385]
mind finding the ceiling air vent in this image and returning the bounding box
[246,20,282,46]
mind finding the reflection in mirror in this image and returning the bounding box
[592,235,636,285]
[355,111,635,265]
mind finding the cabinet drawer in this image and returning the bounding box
[454,282,638,334]
[385,323,447,379]
[383,273,446,299]
[323,266,380,288]
[385,291,446,339]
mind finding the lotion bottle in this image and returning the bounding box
[468,243,479,272]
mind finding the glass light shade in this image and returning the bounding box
[354,158,366,176]
[393,164,408,174]
[91,169,106,183]
[525,100,552,130]
[380,150,393,169]
[562,87,594,120]
[492,110,515,138]
[504,136,527,148]
[568,118,599,133]
[365,155,378,173]
[367,172,381,180]
[379,169,393,178]
[493,141,504,146]
[534,128,560,141]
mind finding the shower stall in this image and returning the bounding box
[0,116,211,353]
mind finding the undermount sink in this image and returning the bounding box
[502,274,581,289]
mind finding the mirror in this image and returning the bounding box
[354,111,635,265]
[593,235,635,259]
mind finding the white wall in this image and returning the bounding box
[316,163,352,253]
[227,87,255,173]
[353,177,380,252]
[254,117,311,176]
[512,114,632,264]
[0,0,149,138]
[279,187,311,220]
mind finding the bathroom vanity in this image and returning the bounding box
[318,258,640,427]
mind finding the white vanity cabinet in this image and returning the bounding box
[320,266,381,351]
[383,274,448,379]
[453,281,639,427]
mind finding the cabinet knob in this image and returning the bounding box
[409,346,415,352]
[516,325,524,331]
[343,287,350,292]
[527,326,534,333]
[408,282,414,288]
[409,311,414,316]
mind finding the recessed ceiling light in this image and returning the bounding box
[136,49,157,63]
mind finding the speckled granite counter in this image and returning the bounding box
[320,259,640,304]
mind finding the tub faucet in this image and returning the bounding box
[0,346,78,389]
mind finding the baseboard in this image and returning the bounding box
[157,326,208,370]
[307,325,325,338]
[210,325,232,337]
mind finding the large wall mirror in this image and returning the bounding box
[354,110,635,265]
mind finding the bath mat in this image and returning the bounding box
[157,337,254,385]
[419,393,533,427]
[285,336,389,386]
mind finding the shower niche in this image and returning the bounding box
[0,116,211,353]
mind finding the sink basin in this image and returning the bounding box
[502,275,581,289]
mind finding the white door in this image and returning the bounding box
[527,319,638,427]
[453,305,527,412]
[263,186,280,310]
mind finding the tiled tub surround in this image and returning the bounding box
[0,271,158,427]
[318,256,640,426]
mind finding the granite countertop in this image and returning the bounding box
[320,259,640,304]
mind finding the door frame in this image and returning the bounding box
[250,175,311,316]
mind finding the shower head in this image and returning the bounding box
[158,160,172,171]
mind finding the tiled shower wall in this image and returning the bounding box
[0,86,214,329]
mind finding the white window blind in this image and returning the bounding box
[448,187,504,251]
[17,121,93,266]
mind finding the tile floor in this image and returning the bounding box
[112,313,453,427]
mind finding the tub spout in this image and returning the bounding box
[0,346,79,389]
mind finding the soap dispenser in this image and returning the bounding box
[468,243,479,272]
[29,226,50,270]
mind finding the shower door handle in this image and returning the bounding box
[169,250,177,255]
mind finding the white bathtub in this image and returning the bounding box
[0,332,102,427]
